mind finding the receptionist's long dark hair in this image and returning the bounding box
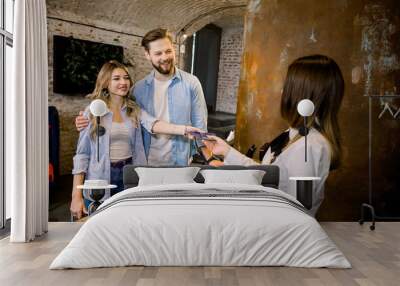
[280,55,345,170]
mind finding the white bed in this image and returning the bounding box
[50,183,350,269]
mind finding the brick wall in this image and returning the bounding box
[215,26,244,114]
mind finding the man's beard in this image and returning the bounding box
[152,59,174,75]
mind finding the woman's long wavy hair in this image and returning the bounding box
[87,60,141,140]
[280,55,345,170]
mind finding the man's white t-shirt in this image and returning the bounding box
[147,78,173,165]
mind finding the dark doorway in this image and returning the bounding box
[182,35,193,73]
[193,24,222,113]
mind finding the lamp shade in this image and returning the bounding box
[89,99,107,117]
[297,99,314,117]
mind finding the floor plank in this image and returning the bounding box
[0,222,399,286]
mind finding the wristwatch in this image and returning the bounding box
[206,157,214,164]
[206,155,221,164]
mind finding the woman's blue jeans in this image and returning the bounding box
[84,158,132,212]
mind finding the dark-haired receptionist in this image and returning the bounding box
[204,55,345,216]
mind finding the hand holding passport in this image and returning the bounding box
[186,131,217,141]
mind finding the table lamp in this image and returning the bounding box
[290,99,320,210]
[297,99,314,161]
[89,99,107,162]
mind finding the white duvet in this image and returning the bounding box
[50,183,350,269]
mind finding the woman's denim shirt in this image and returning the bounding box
[72,105,147,181]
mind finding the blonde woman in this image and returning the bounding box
[70,60,199,219]
[204,55,345,216]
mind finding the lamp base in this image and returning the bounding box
[296,180,313,210]
[289,177,320,210]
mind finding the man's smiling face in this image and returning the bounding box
[145,37,176,75]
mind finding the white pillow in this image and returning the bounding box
[200,169,266,185]
[135,167,200,186]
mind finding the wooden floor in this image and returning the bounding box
[0,222,399,286]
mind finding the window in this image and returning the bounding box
[5,0,13,34]
[4,43,12,220]
[1,0,14,229]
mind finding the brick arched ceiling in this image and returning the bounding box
[46,0,247,37]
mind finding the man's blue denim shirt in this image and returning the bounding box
[134,67,208,166]
[72,106,147,181]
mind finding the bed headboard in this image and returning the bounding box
[123,165,280,189]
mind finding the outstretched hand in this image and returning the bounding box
[184,126,204,140]
[202,135,231,157]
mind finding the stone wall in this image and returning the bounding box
[216,26,244,114]
[47,18,153,175]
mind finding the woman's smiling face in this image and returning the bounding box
[108,68,131,97]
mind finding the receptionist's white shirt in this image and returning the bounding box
[224,127,331,216]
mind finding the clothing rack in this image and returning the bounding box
[359,94,400,230]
